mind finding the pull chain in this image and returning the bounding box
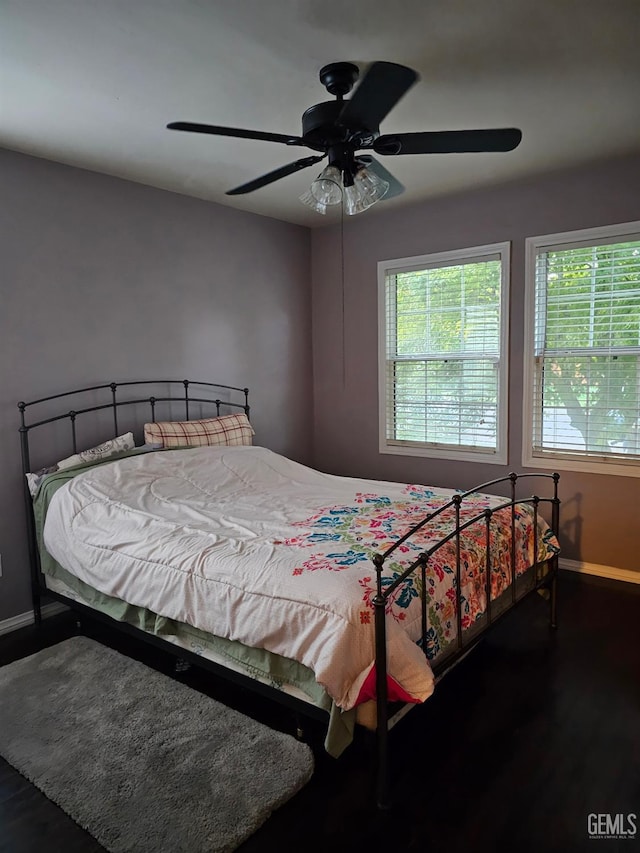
[341,201,346,387]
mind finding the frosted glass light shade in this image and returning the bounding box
[354,167,389,204]
[299,189,327,214]
[310,165,343,206]
[343,183,369,216]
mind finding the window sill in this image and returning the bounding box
[381,441,507,466]
[523,450,640,478]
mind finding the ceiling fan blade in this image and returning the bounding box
[338,62,419,132]
[167,122,306,147]
[356,156,404,199]
[226,155,325,195]
[374,128,523,155]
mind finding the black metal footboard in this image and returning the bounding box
[372,472,560,809]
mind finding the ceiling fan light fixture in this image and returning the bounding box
[299,188,328,215]
[354,166,389,204]
[343,182,370,216]
[310,165,343,206]
[301,163,392,216]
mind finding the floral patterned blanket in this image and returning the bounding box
[282,483,559,666]
[42,446,559,711]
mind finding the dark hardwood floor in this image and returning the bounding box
[1,572,638,853]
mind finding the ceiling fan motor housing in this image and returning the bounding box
[301,101,377,151]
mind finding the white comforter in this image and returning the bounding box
[44,446,556,710]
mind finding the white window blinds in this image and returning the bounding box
[530,228,640,466]
[379,245,509,462]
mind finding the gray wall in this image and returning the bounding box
[0,149,312,621]
[311,152,640,575]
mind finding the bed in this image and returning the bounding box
[19,379,561,807]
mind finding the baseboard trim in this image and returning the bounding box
[560,558,640,585]
[0,602,69,637]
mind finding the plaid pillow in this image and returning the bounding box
[143,413,254,448]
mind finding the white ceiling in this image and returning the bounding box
[2,0,640,227]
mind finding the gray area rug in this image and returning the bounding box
[0,636,314,852]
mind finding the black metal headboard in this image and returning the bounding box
[18,379,250,476]
[18,379,250,622]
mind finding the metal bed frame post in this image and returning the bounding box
[484,508,493,626]
[532,496,540,582]
[372,552,391,810]
[420,554,429,651]
[110,383,119,434]
[550,472,560,629]
[183,380,190,419]
[453,494,463,651]
[18,402,43,627]
[510,472,517,605]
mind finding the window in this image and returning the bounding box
[378,243,510,463]
[524,221,640,476]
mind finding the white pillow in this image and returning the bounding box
[25,465,59,498]
[56,432,135,470]
[26,432,136,497]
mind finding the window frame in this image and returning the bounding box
[523,220,640,477]
[378,242,510,464]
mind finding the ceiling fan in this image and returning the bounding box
[167,61,522,214]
